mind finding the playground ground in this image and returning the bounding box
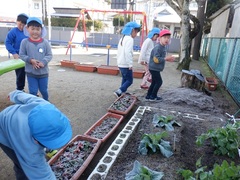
[0,45,238,179]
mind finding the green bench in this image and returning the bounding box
[0,59,25,76]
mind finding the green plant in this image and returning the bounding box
[138,131,173,158]
[152,114,181,131]
[196,124,240,158]
[125,160,164,180]
[178,157,240,180]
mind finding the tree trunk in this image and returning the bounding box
[192,0,207,61]
[177,0,191,70]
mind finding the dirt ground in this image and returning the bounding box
[105,88,240,180]
[0,45,239,179]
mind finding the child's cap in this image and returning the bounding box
[27,17,42,26]
[24,17,47,38]
[28,104,72,149]
[121,21,141,35]
[147,27,161,38]
[159,29,171,37]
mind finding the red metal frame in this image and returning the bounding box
[66,9,147,54]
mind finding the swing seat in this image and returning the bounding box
[0,59,25,76]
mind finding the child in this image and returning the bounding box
[5,13,29,91]
[138,27,160,89]
[19,17,52,101]
[0,90,72,179]
[114,21,141,97]
[146,29,175,101]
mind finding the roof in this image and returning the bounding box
[52,7,91,19]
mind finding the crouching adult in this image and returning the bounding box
[0,90,72,180]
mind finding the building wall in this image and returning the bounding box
[229,4,240,37]
[210,9,230,37]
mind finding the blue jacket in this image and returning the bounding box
[0,90,56,179]
[5,27,28,55]
[149,43,166,72]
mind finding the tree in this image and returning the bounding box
[192,0,207,61]
[165,0,200,70]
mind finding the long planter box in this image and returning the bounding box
[84,112,124,142]
[108,94,137,116]
[133,69,145,78]
[49,135,101,180]
[60,60,79,68]
[75,64,97,72]
[97,65,119,75]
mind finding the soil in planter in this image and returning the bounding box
[50,140,96,180]
[109,94,136,112]
[88,117,119,139]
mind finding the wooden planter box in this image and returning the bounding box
[75,64,97,72]
[49,135,101,180]
[108,94,137,116]
[97,65,119,75]
[133,69,145,78]
[84,112,124,142]
[205,77,218,91]
[60,60,79,68]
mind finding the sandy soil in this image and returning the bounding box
[0,45,238,179]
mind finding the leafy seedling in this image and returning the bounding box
[138,131,173,158]
[196,124,240,158]
[152,114,181,131]
[125,160,164,180]
[178,157,240,179]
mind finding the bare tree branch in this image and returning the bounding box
[165,0,181,15]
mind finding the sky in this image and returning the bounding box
[0,0,108,18]
[0,0,28,17]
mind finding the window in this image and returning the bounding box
[34,3,39,9]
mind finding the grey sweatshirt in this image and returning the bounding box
[19,38,52,78]
[149,43,166,72]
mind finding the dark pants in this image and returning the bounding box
[119,67,133,93]
[0,143,28,180]
[147,70,163,98]
[15,67,25,90]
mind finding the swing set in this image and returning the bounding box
[65,9,148,55]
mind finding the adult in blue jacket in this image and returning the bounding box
[0,90,72,180]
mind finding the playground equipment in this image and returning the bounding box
[65,9,148,55]
[0,59,25,76]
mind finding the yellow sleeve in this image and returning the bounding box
[153,56,159,63]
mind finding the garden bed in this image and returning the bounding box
[104,88,240,179]
[108,94,137,116]
[49,135,101,180]
[84,112,124,142]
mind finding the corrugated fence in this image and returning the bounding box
[201,38,240,105]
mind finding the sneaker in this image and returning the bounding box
[149,97,156,102]
[140,85,149,90]
[145,95,150,101]
[149,96,162,102]
[155,96,163,101]
[114,91,121,98]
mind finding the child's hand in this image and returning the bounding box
[31,59,40,69]
[37,61,44,68]
[165,55,175,62]
[140,61,146,65]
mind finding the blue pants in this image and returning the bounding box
[0,143,28,180]
[15,67,25,90]
[147,70,163,98]
[119,67,133,93]
[27,76,49,101]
